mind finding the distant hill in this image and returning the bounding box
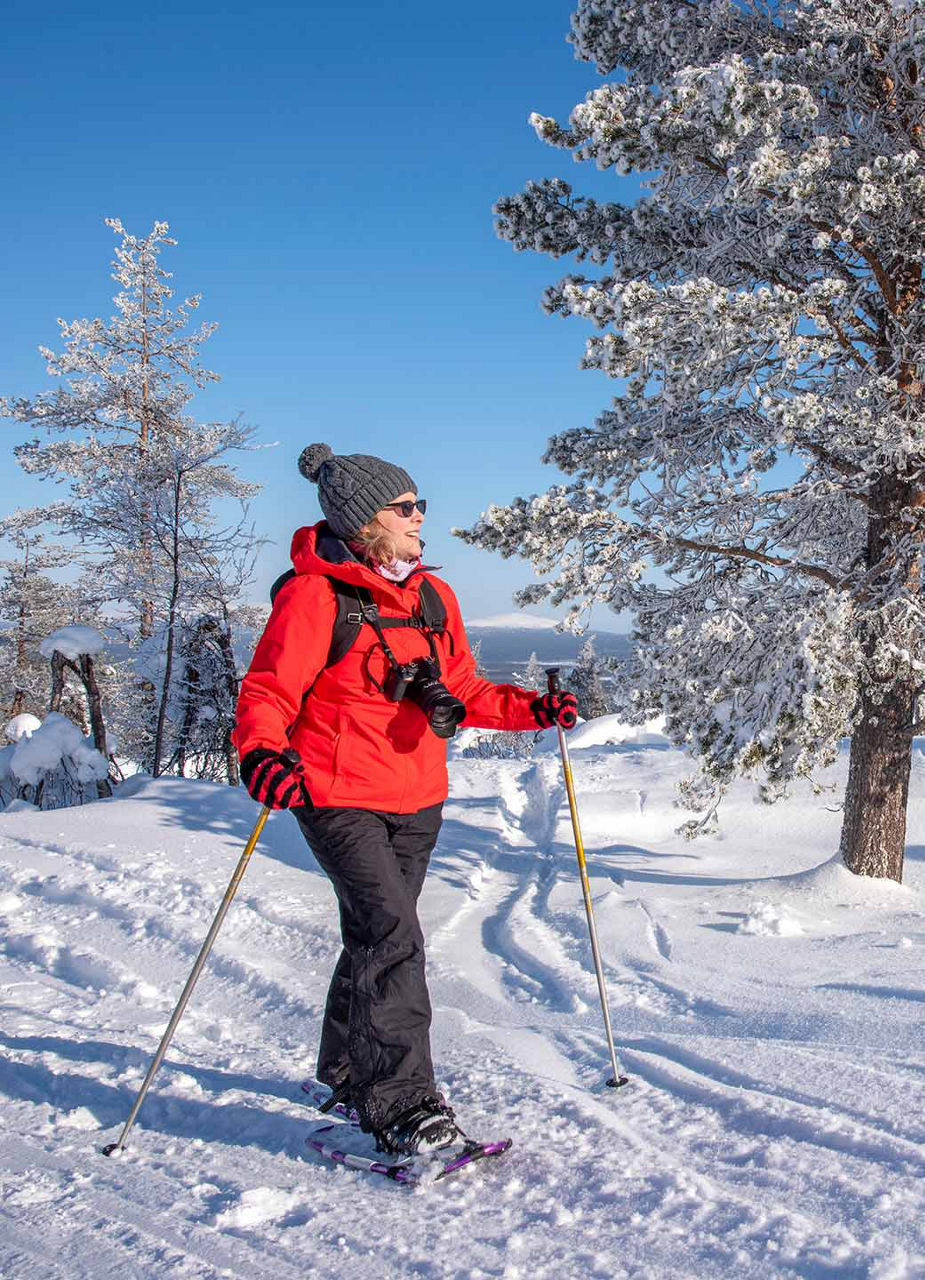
[464,620,630,684]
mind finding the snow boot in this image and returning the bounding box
[374,1095,460,1156]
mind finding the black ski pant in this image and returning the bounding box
[293,801,442,1132]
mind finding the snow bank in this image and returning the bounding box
[449,726,494,756]
[534,712,669,754]
[756,854,915,907]
[39,625,105,661]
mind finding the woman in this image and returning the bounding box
[233,443,577,1156]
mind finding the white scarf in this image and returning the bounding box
[374,557,421,583]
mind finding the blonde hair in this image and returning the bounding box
[352,518,403,566]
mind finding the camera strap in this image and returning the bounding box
[347,585,443,686]
[353,590,403,674]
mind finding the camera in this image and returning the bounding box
[383,657,466,739]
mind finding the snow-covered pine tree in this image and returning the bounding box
[457,1,925,881]
[2,221,262,777]
[516,650,548,697]
[1,220,221,639]
[0,518,77,719]
[170,615,239,782]
[568,635,611,720]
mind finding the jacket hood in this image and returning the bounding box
[290,521,433,605]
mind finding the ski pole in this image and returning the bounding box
[547,668,628,1090]
[102,795,275,1156]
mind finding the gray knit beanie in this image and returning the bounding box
[297,443,416,539]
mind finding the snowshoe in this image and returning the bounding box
[301,1079,511,1185]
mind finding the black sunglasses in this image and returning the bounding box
[382,498,426,517]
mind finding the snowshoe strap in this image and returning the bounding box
[317,1079,352,1114]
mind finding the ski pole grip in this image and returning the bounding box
[546,667,561,694]
[281,747,301,765]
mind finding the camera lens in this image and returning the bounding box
[425,696,467,739]
[405,663,466,739]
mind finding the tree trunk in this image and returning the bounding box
[138,262,156,640]
[49,650,112,800]
[839,683,914,882]
[151,474,183,778]
[216,618,241,786]
[79,654,112,799]
[48,651,67,713]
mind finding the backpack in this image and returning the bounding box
[269,569,448,669]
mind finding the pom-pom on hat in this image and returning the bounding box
[297,443,416,539]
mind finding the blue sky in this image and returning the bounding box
[1,0,642,628]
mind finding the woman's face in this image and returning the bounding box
[375,490,425,560]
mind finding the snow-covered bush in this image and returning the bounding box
[459,726,540,761]
[0,712,109,810]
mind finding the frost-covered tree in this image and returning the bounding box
[138,423,258,776]
[568,636,611,719]
[517,650,549,696]
[470,638,488,679]
[0,517,80,719]
[2,221,263,775]
[167,532,264,785]
[458,0,925,882]
[170,614,241,783]
[2,220,220,637]
[468,651,547,758]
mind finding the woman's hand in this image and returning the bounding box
[240,747,311,808]
[530,691,579,730]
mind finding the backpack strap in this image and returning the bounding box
[269,571,366,668]
[328,580,370,667]
[269,571,450,671]
[416,578,447,634]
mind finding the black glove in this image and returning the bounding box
[240,747,311,809]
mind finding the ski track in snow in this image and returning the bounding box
[0,748,923,1278]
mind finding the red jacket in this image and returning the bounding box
[233,522,539,812]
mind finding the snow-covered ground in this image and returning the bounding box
[1,721,923,1278]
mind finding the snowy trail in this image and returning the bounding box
[430,752,925,1275]
[0,735,923,1277]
